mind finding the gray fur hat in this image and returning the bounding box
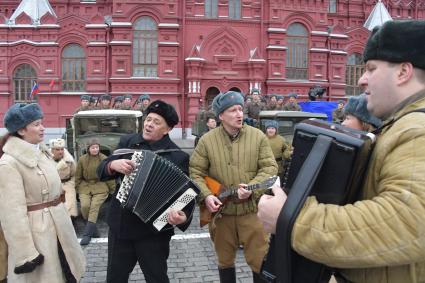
[344,94,382,128]
[288,93,298,98]
[363,20,425,70]
[212,91,244,116]
[265,120,278,130]
[4,103,44,133]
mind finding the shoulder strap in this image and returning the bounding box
[374,108,425,135]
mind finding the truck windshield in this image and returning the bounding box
[75,117,137,135]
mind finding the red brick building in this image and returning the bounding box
[0,0,424,138]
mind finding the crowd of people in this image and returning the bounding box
[73,93,152,113]
[0,19,424,283]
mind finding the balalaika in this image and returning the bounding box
[261,119,377,283]
[116,149,201,231]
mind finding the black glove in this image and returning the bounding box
[14,254,44,274]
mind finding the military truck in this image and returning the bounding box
[258,110,328,143]
[66,109,143,161]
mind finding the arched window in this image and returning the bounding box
[286,23,309,80]
[62,44,86,91]
[133,16,158,77]
[229,0,241,19]
[205,0,218,18]
[13,64,37,102]
[205,87,220,110]
[345,53,364,96]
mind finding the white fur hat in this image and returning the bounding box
[50,138,66,149]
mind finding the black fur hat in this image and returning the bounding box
[145,100,179,128]
[363,20,425,70]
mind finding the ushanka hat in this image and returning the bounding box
[50,138,66,149]
[4,103,44,133]
[363,20,425,70]
[145,100,179,128]
[80,95,91,101]
[265,120,278,130]
[100,94,111,101]
[212,91,244,116]
[344,94,382,128]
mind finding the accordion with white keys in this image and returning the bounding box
[116,149,200,231]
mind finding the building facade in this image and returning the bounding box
[0,0,424,138]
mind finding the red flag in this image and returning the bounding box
[49,79,54,90]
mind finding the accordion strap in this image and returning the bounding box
[275,134,333,283]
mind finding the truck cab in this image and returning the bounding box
[67,109,143,161]
[258,110,328,143]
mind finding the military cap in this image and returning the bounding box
[123,94,133,100]
[80,95,91,101]
[288,93,298,98]
[212,91,244,116]
[100,94,112,101]
[50,138,66,149]
[344,94,382,128]
[265,120,278,130]
[114,96,124,103]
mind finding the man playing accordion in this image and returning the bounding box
[258,20,425,283]
[97,100,195,283]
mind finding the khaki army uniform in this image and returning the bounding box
[283,102,301,111]
[244,102,265,120]
[267,134,292,176]
[75,153,114,223]
[332,108,346,124]
[190,125,278,273]
[73,105,90,114]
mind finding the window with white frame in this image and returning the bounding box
[286,23,309,80]
[13,64,37,102]
[345,53,364,96]
[133,16,158,77]
[62,44,86,92]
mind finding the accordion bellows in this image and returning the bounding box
[116,150,200,231]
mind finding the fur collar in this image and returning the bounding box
[3,136,52,168]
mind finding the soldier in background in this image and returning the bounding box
[99,94,112,110]
[50,138,78,219]
[134,94,151,113]
[283,93,301,111]
[113,96,124,109]
[90,96,99,110]
[194,116,217,147]
[276,95,285,110]
[74,95,91,114]
[121,94,133,110]
[332,100,346,124]
[245,90,265,121]
[266,94,279,110]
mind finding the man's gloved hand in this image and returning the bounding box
[14,254,44,274]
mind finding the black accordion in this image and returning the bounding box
[261,119,376,283]
[116,149,200,231]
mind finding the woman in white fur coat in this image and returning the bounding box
[0,103,85,283]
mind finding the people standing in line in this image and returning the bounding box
[75,138,114,246]
[113,96,124,109]
[190,91,278,283]
[99,94,112,110]
[0,103,85,282]
[50,138,78,220]
[139,94,151,113]
[341,94,382,132]
[74,95,91,114]
[282,93,301,111]
[97,100,196,283]
[121,94,133,110]
[263,120,292,181]
[332,100,346,124]
[194,116,217,147]
[257,20,425,283]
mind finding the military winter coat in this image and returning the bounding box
[75,153,114,195]
[53,148,78,217]
[190,125,278,215]
[283,102,301,111]
[292,90,425,283]
[0,137,85,282]
[267,134,291,175]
